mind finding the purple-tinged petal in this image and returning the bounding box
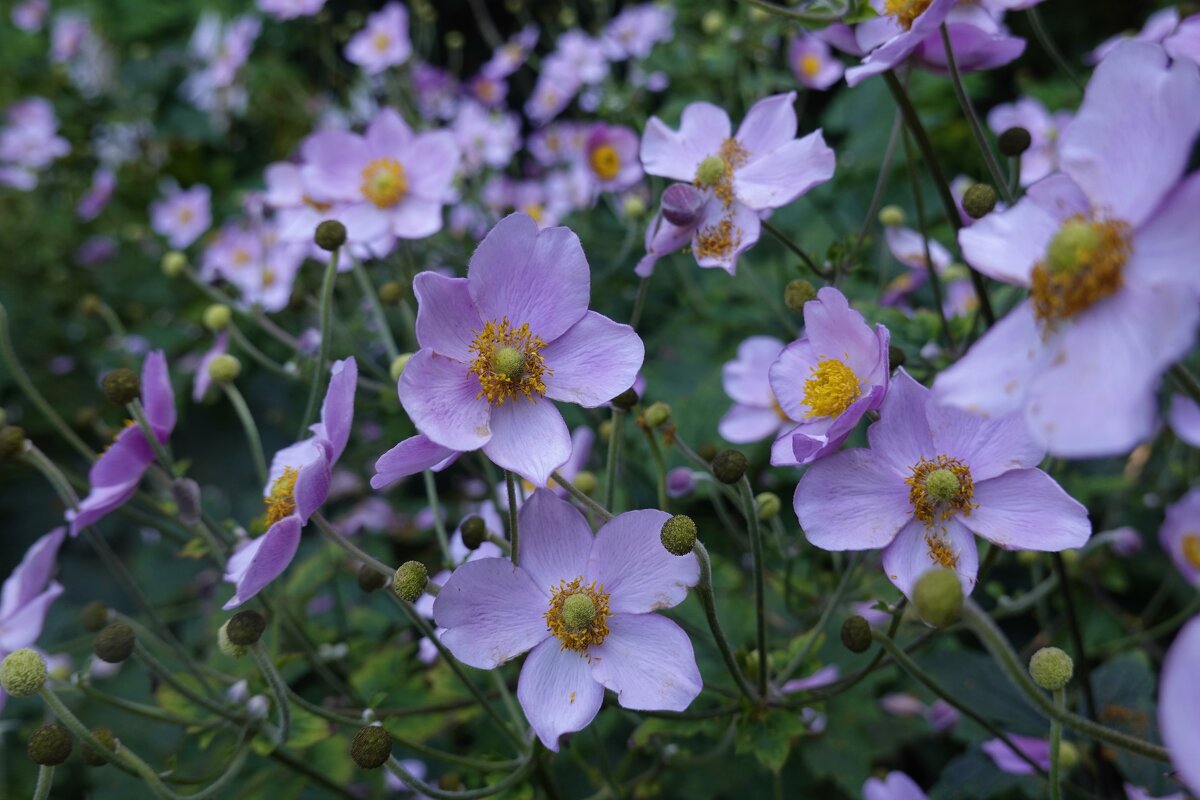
[413,272,484,361]
[1161,615,1200,796]
[517,489,594,595]
[299,130,367,202]
[67,481,140,535]
[588,613,702,711]
[0,582,62,652]
[863,771,929,800]
[721,404,785,444]
[844,0,957,86]
[371,434,460,490]
[735,130,835,211]
[314,358,356,463]
[1159,489,1200,586]
[925,401,1044,482]
[587,509,699,614]
[141,350,176,437]
[735,92,798,159]
[640,102,732,182]
[802,286,889,383]
[517,637,604,751]
[541,312,644,407]
[866,370,936,475]
[0,527,65,616]
[882,518,978,600]
[223,517,304,609]
[338,202,392,243]
[780,664,840,694]
[398,350,492,452]
[365,107,413,155]
[1127,170,1200,293]
[961,469,1091,551]
[433,557,550,669]
[482,399,571,487]
[690,198,761,274]
[390,197,446,240]
[793,449,912,551]
[1170,394,1200,448]
[192,331,229,403]
[635,211,694,278]
[267,438,331,522]
[723,336,785,407]
[982,735,1052,775]
[468,214,589,343]
[786,387,884,466]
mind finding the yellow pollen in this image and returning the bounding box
[468,318,551,406]
[178,208,194,224]
[232,248,251,267]
[1183,534,1200,569]
[302,194,332,213]
[800,54,822,78]
[802,358,862,419]
[264,466,299,526]
[1030,216,1129,331]
[361,158,408,209]
[545,577,611,652]
[907,455,977,526]
[589,144,621,182]
[694,216,743,261]
[521,203,544,224]
[372,32,391,52]
[262,269,276,287]
[885,0,934,29]
[693,138,749,209]
[925,531,959,569]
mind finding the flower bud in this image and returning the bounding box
[94,622,136,663]
[460,515,487,550]
[28,723,72,766]
[711,449,747,485]
[358,564,388,593]
[101,368,140,406]
[841,616,872,653]
[203,304,232,332]
[1028,646,1074,691]
[1,648,48,696]
[611,387,639,410]
[389,353,412,382]
[888,345,907,370]
[81,727,116,767]
[0,425,27,461]
[161,251,187,278]
[1059,741,1080,770]
[643,401,671,428]
[962,183,998,219]
[998,126,1032,157]
[660,515,697,556]
[701,10,724,35]
[573,470,598,495]
[666,467,696,499]
[378,281,405,304]
[878,205,905,227]
[444,30,464,49]
[207,354,241,384]
[912,569,963,628]
[661,183,706,228]
[315,219,347,252]
[246,694,271,721]
[439,773,463,790]
[755,492,781,521]
[351,725,392,769]
[80,293,103,316]
[784,279,817,311]
[393,561,428,603]
[218,621,247,658]
[81,601,109,632]
[171,477,202,526]
[226,610,266,646]
[623,195,648,219]
[598,420,613,441]
[697,442,718,462]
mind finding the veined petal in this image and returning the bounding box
[587,613,702,711]
[587,509,699,614]
[433,557,550,669]
[881,518,979,600]
[517,638,604,751]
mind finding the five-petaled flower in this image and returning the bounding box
[0,528,64,714]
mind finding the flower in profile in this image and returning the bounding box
[1160,489,1200,585]
[0,528,65,713]
[982,734,1053,775]
[769,288,891,466]
[580,124,642,193]
[258,0,326,21]
[433,490,702,750]
[718,336,788,445]
[77,168,116,221]
[863,771,928,800]
[151,185,211,249]
[1160,614,1200,796]
[1090,7,1180,63]
[880,224,951,307]
[795,370,1090,598]
[482,25,538,79]
[68,352,176,535]
[224,358,357,607]
[933,43,1200,457]
[987,97,1072,187]
[640,92,835,274]
[300,108,459,245]
[345,2,411,76]
[394,213,643,486]
[192,331,230,403]
[789,34,844,90]
[1169,394,1200,447]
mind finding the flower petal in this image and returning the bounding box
[516,637,604,751]
[587,509,699,614]
[735,92,798,159]
[517,489,595,595]
[0,527,65,616]
[723,336,785,407]
[141,350,176,438]
[0,582,62,653]
[541,312,644,408]
[1161,616,1200,797]
[793,449,912,550]
[434,557,550,669]
[1127,169,1200,293]
[1169,394,1200,448]
[315,358,357,463]
[925,401,1044,482]
[866,370,936,475]
[223,517,304,609]
[482,399,571,487]
[881,518,978,600]
[720,404,785,444]
[640,102,732,182]
[588,613,702,711]
[371,434,460,490]
[735,129,835,211]
[960,468,1091,551]
[398,349,492,452]
[413,272,484,361]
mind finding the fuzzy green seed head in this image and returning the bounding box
[660,515,698,556]
[28,723,72,766]
[226,610,266,646]
[389,353,412,382]
[925,468,961,503]
[562,593,598,631]
[1059,741,1080,770]
[203,304,232,332]
[878,205,906,227]
[460,515,488,550]
[1029,646,1074,690]
[572,470,598,495]
[913,568,963,628]
[101,368,140,406]
[81,601,109,632]
[1046,219,1102,276]
[711,449,748,485]
[314,220,347,252]
[1,649,47,697]
[351,725,392,769]
[998,126,1032,157]
[161,251,187,278]
[755,492,782,521]
[784,279,817,311]
[207,354,241,384]
[644,401,671,427]
[695,156,726,186]
[962,183,998,219]
[94,622,136,664]
[81,727,116,767]
[841,616,872,653]
[0,425,26,461]
[393,561,428,603]
[492,346,526,382]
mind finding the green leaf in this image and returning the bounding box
[735,708,807,772]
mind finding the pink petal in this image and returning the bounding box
[482,398,571,487]
[1161,615,1200,796]
[866,370,936,475]
[588,613,702,711]
[516,489,594,595]
[516,637,604,751]
[962,468,1091,551]
[735,92,798,159]
[433,557,549,669]
[793,449,912,550]
[640,102,732,182]
[586,509,699,614]
[735,129,835,211]
[371,434,460,490]
[413,272,484,362]
[541,312,644,408]
[924,401,1044,482]
[398,350,493,452]
[223,517,304,609]
[881,518,978,600]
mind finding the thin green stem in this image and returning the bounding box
[694,542,759,703]
[181,266,302,351]
[733,0,848,23]
[551,470,614,521]
[901,128,956,350]
[604,409,624,512]
[33,765,54,800]
[506,471,520,566]
[385,754,536,800]
[739,478,769,697]
[1050,688,1065,800]
[761,219,827,280]
[95,299,127,339]
[312,512,395,577]
[940,24,1014,203]
[851,110,903,264]
[1098,591,1200,656]
[778,554,861,684]
[1052,552,1097,722]
[641,425,669,511]
[351,256,401,363]
[219,381,267,487]
[1026,7,1084,93]
[228,323,297,381]
[78,679,221,728]
[251,643,291,746]
[629,277,651,331]
[423,470,452,567]
[1171,364,1200,406]
[299,248,339,437]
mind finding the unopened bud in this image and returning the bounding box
[711,449,747,485]
[161,251,187,277]
[878,205,905,227]
[1,649,48,697]
[247,694,271,720]
[101,368,140,406]
[460,515,487,550]
[962,183,998,219]
[444,30,464,49]
[389,353,412,382]
[623,195,648,219]
[203,304,232,332]
[660,515,697,556]
[912,569,963,628]
[393,561,428,603]
[81,601,109,632]
[94,623,136,663]
[81,727,116,767]
[573,470,598,495]
[351,725,392,769]
[697,442,718,462]
[218,621,247,658]
[27,723,72,766]
[784,279,817,311]
[0,425,26,461]
[998,126,1032,157]
[661,183,706,228]
[80,294,103,316]
[315,220,347,252]
[755,492,781,520]
[841,616,872,653]
[1028,646,1074,691]
[611,387,639,410]
[644,402,671,428]
[378,281,405,304]
[358,564,388,593]
[207,354,241,383]
[226,610,266,646]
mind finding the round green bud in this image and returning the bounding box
[695,156,726,186]
[701,9,724,34]
[644,401,671,428]
[460,515,488,550]
[562,593,597,631]
[444,30,464,49]
[202,304,232,332]
[784,279,818,311]
[217,621,247,658]
[492,346,525,381]
[161,251,187,278]
[598,419,613,441]
[913,568,963,628]
[28,723,73,766]
[81,601,109,632]
[378,281,405,305]
[711,449,748,485]
[623,195,648,219]
[925,468,961,503]
[962,183,998,220]
[439,773,463,791]
[350,725,392,769]
[660,515,698,556]
[101,368,140,406]
[841,616,872,653]
[0,408,6,425]
[207,353,241,384]
[573,470,598,496]
[1,648,48,697]
[393,561,428,603]
[226,610,266,646]
[94,622,136,663]
[358,564,388,593]
[1059,741,1080,770]
[81,727,116,767]
[314,220,347,252]
[1045,219,1101,276]
[389,353,413,382]
[0,425,26,461]
[80,293,103,316]
[888,345,907,370]
[878,205,906,227]
[611,388,639,410]
[755,492,782,521]
[1028,646,1074,691]
[697,442,718,462]
[998,126,1032,157]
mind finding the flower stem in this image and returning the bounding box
[604,409,624,512]
[385,753,536,800]
[133,642,238,720]
[777,553,860,684]
[551,470,614,521]
[1171,364,1200,407]
[423,469,452,567]
[629,276,651,331]
[505,471,520,566]
[350,255,401,363]
[1050,688,1065,800]
[251,643,292,746]
[1026,6,1084,93]
[33,765,54,800]
[312,512,396,577]
[1052,552,1098,721]
[228,323,296,381]
[641,425,669,511]
[739,477,769,697]
[180,265,302,351]
[900,128,956,351]
[761,219,827,280]
[733,0,848,23]
[298,247,339,438]
[218,382,267,487]
[694,541,759,703]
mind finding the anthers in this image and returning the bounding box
[545,577,611,653]
[907,455,976,526]
[468,317,551,406]
[1030,216,1130,331]
[802,357,862,419]
[265,466,299,525]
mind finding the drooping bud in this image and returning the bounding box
[561,593,597,631]
[1,648,48,697]
[81,727,116,767]
[389,353,412,382]
[226,610,266,646]
[755,492,781,521]
[912,568,963,628]
[611,387,639,410]
[1028,646,1074,691]
[460,515,487,550]
[695,156,726,186]
[218,621,247,658]
[202,304,232,332]
[643,401,671,427]
[93,622,136,663]
[998,126,1032,157]
[878,205,905,227]
[573,470,598,495]
[393,561,428,603]
[378,281,405,304]
[161,251,187,278]
[962,183,998,219]
[207,354,242,384]
[171,477,202,526]
[887,345,907,370]
[27,723,73,766]
[841,616,872,653]
[784,279,817,311]
[660,515,698,556]
[101,368,140,406]
[350,725,393,769]
[358,564,388,593]
[0,425,27,461]
[711,449,748,485]
[81,601,109,632]
[314,219,347,252]
[661,183,706,228]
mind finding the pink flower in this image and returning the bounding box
[151,185,212,249]
[345,2,411,76]
[1160,489,1200,586]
